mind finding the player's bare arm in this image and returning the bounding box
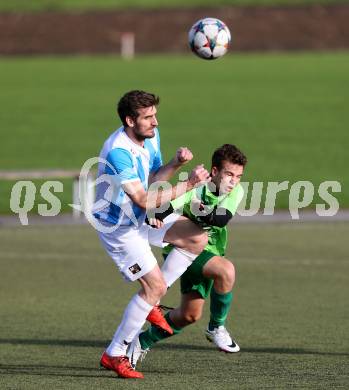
[149,147,193,183]
[123,164,210,210]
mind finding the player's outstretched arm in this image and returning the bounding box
[149,147,193,183]
[123,165,210,210]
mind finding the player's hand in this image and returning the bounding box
[148,217,164,229]
[188,164,211,187]
[173,147,193,166]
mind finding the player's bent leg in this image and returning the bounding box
[202,256,235,294]
[159,216,208,288]
[169,291,205,328]
[164,216,208,254]
[202,256,240,353]
[143,292,205,349]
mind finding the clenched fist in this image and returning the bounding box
[173,147,193,166]
[188,164,211,187]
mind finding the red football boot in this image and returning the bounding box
[146,305,173,334]
[100,352,144,379]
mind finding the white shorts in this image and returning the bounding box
[98,213,179,282]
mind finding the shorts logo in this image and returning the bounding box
[129,263,141,274]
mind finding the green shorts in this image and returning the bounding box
[180,250,216,299]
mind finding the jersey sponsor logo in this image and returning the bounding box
[128,263,142,274]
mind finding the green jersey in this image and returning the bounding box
[164,183,244,257]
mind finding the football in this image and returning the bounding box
[188,17,231,60]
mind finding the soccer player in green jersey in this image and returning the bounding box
[127,144,247,367]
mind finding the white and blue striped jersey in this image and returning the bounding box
[93,126,162,226]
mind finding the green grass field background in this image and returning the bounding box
[0,0,347,13]
[0,222,348,388]
[0,52,348,214]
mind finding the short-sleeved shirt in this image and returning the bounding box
[93,126,162,226]
[165,183,244,256]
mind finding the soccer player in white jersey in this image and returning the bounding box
[94,90,210,379]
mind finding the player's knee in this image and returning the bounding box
[216,260,235,289]
[148,278,167,300]
[156,280,168,298]
[225,261,235,283]
[182,311,202,325]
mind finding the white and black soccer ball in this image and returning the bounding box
[188,17,231,60]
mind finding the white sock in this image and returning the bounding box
[161,247,197,288]
[106,293,153,356]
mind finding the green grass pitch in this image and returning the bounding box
[0,52,348,214]
[0,222,348,388]
[0,0,347,13]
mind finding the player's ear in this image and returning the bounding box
[211,166,218,177]
[125,116,135,128]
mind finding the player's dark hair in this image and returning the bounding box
[212,144,247,170]
[117,90,160,127]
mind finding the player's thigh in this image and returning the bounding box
[163,215,207,249]
[202,256,235,281]
[98,225,157,282]
[148,213,179,248]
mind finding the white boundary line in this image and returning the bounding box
[1,211,349,227]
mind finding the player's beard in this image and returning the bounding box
[133,126,155,142]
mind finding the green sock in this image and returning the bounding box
[139,312,183,350]
[208,289,233,331]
